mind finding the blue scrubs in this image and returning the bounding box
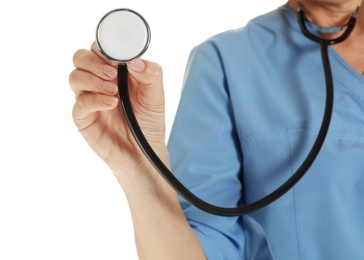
[168,5,364,260]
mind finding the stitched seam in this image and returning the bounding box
[287,128,303,260]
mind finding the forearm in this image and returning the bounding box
[115,154,206,260]
[70,44,201,258]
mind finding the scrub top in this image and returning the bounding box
[168,4,364,260]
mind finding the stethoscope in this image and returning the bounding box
[96,2,361,216]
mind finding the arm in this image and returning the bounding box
[69,42,206,260]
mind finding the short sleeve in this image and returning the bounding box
[167,39,245,259]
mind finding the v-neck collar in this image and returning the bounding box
[280,5,364,99]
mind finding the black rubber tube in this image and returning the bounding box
[117,45,333,216]
[116,10,356,216]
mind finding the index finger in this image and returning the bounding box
[72,42,117,80]
[90,41,118,66]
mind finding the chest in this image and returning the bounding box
[332,34,364,75]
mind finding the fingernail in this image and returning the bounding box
[103,96,118,106]
[127,59,145,72]
[102,81,118,94]
[102,65,117,78]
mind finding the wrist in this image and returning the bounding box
[113,144,172,197]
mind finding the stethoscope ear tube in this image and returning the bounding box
[297,8,357,45]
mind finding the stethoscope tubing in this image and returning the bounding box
[118,48,332,216]
[116,9,357,216]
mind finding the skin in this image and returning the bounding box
[69,1,363,259]
[70,44,206,259]
[287,0,364,74]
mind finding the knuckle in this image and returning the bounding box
[72,102,79,121]
[88,72,102,88]
[68,69,79,90]
[69,69,78,84]
[72,101,82,125]
[74,93,87,111]
[150,63,163,79]
[89,53,98,66]
[72,49,86,65]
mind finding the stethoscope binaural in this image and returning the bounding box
[95,3,360,216]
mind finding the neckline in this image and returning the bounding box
[281,4,364,79]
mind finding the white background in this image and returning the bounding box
[0,1,286,259]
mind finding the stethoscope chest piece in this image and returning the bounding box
[96,8,151,63]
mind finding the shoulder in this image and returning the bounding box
[184,5,300,77]
[196,6,292,52]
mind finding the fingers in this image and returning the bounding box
[69,69,118,97]
[127,60,164,108]
[90,41,116,65]
[70,42,120,130]
[70,41,119,97]
[70,41,164,118]
[72,92,118,130]
[71,41,162,92]
[73,45,117,80]
[127,59,163,86]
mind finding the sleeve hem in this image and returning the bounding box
[188,219,244,260]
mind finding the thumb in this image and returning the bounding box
[127,59,163,86]
[126,59,164,111]
[127,59,146,72]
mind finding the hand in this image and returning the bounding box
[70,42,206,260]
[69,42,166,182]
